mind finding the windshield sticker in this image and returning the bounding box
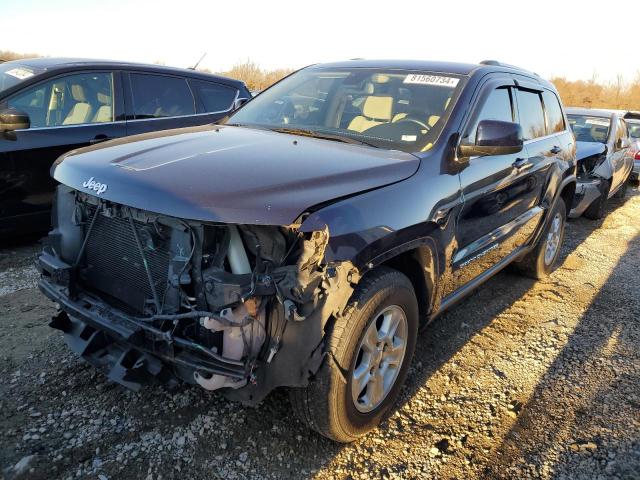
[401,135,417,142]
[585,119,610,127]
[5,67,35,80]
[403,74,459,88]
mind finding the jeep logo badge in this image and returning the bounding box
[82,177,108,195]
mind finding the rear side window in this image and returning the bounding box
[129,74,195,119]
[466,87,513,144]
[542,90,565,134]
[190,80,238,112]
[516,89,546,141]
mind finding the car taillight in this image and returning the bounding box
[635,151,640,160]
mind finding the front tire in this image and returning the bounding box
[514,197,567,279]
[289,267,418,442]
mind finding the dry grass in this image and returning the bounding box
[0,50,40,62]
[214,60,294,92]
[551,75,640,111]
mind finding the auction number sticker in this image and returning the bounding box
[5,68,35,80]
[404,74,459,88]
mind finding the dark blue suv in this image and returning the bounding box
[38,59,576,442]
[0,58,250,236]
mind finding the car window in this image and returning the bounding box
[515,89,546,141]
[466,87,513,144]
[542,90,565,134]
[129,74,195,119]
[568,115,611,143]
[628,123,640,139]
[228,68,465,153]
[190,80,238,112]
[7,72,114,128]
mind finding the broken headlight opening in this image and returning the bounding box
[38,189,358,404]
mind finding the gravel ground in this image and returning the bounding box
[1,186,639,480]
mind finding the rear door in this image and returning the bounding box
[0,70,125,233]
[124,73,239,135]
[453,80,547,290]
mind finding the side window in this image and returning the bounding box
[542,90,565,134]
[7,72,114,128]
[515,89,546,141]
[466,87,513,144]
[190,80,238,112]
[129,74,195,119]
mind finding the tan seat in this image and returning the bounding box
[92,91,112,123]
[348,96,393,132]
[62,84,93,125]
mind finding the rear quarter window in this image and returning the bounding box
[190,80,238,112]
[515,89,546,141]
[542,90,565,134]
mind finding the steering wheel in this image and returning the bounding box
[394,117,431,131]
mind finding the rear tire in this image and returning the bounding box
[289,267,418,442]
[513,198,566,279]
[583,179,610,220]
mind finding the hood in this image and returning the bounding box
[575,141,606,162]
[52,124,419,225]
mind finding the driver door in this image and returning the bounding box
[452,80,545,290]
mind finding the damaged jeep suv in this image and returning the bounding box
[38,60,576,442]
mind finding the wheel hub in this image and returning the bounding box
[351,305,408,413]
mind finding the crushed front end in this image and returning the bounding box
[38,186,358,404]
[569,143,610,218]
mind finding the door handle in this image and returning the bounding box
[89,135,112,145]
[550,146,561,154]
[512,158,530,170]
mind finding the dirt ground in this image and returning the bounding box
[1,187,639,480]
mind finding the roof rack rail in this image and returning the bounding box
[479,60,539,77]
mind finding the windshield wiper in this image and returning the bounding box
[270,127,379,148]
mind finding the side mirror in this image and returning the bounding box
[459,119,524,158]
[0,107,30,132]
[232,97,250,110]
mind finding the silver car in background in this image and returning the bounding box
[567,108,633,219]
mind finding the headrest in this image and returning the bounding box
[362,96,393,121]
[71,84,87,102]
[97,91,111,105]
[371,74,390,84]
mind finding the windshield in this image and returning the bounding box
[627,121,640,140]
[227,67,464,153]
[568,114,611,143]
[0,63,42,95]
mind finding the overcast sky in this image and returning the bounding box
[2,0,636,83]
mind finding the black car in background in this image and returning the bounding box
[0,58,250,237]
[39,59,576,442]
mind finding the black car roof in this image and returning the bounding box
[4,57,246,88]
